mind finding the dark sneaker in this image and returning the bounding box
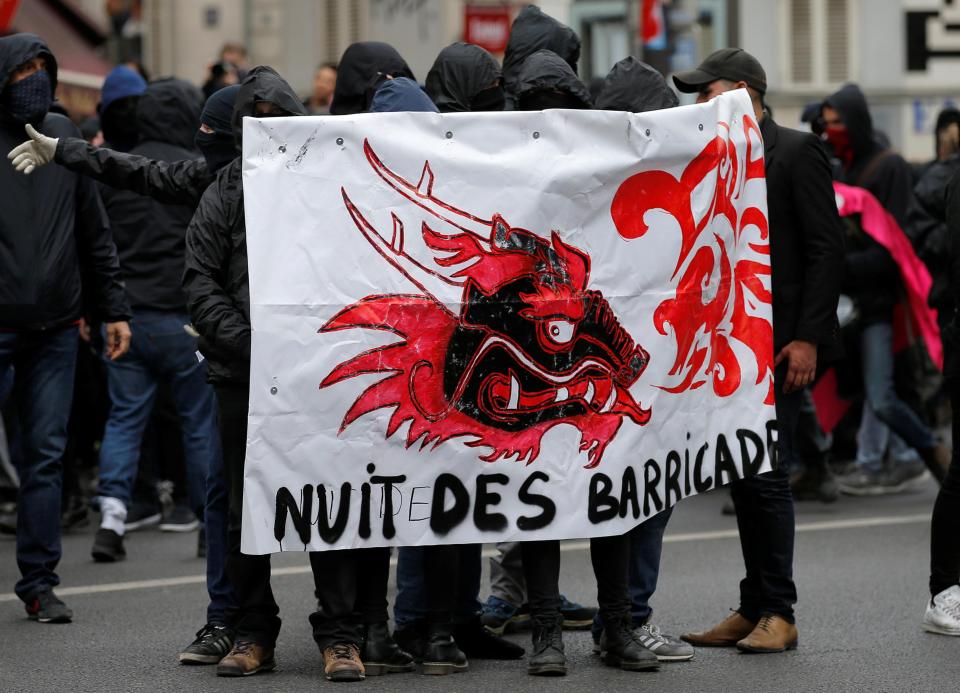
[528,621,566,676]
[25,590,73,624]
[421,629,468,675]
[60,496,91,530]
[0,507,16,534]
[179,623,235,664]
[632,623,695,662]
[393,622,427,662]
[789,465,839,503]
[453,617,525,659]
[360,622,415,675]
[197,527,206,559]
[160,505,199,532]
[481,595,529,635]
[560,595,596,630]
[123,502,161,532]
[837,468,888,496]
[883,460,930,493]
[217,641,277,677]
[600,621,659,671]
[91,528,126,563]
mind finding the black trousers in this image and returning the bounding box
[215,383,281,647]
[521,534,630,628]
[930,376,960,596]
[730,366,799,623]
[309,547,391,649]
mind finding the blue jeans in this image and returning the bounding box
[97,311,233,623]
[860,321,935,456]
[0,328,77,602]
[394,545,483,628]
[592,507,674,637]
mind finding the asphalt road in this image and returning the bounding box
[1,480,957,693]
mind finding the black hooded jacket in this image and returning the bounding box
[98,78,203,312]
[502,5,580,108]
[514,49,592,109]
[183,66,307,384]
[595,57,677,112]
[425,42,501,113]
[912,155,960,317]
[329,42,415,116]
[825,84,914,325]
[942,171,960,376]
[824,84,913,225]
[0,33,129,329]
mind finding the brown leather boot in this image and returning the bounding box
[681,612,756,647]
[736,614,798,653]
[216,640,277,677]
[323,643,365,682]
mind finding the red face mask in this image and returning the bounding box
[824,126,853,166]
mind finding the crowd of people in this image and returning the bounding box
[2,2,960,683]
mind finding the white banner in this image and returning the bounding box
[241,89,775,554]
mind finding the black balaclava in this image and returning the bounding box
[195,84,240,172]
[469,85,505,112]
[2,68,52,125]
[518,89,585,111]
[100,95,141,152]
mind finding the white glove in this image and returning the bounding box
[7,123,58,175]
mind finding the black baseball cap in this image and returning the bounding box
[672,48,767,95]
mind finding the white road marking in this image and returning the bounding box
[0,512,931,603]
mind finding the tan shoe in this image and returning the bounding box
[736,614,798,653]
[216,640,277,677]
[681,612,756,647]
[323,643,365,682]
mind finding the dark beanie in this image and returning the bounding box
[200,84,241,135]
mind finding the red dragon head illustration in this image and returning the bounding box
[319,139,651,467]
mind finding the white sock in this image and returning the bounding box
[100,497,127,536]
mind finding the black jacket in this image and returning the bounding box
[425,42,501,113]
[594,57,678,112]
[329,42,415,116]
[183,66,307,384]
[56,137,212,207]
[99,78,203,312]
[761,116,845,355]
[502,5,580,109]
[0,33,129,329]
[910,155,960,315]
[942,172,960,376]
[514,49,592,109]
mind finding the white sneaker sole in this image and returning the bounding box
[922,622,960,636]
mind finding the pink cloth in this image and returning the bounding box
[833,182,942,370]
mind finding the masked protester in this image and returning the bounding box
[478,46,600,668]
[329,42,415,116]
[578,55,697,665]
[182,65,307,679]
[364,76,524,674]
[821,84,951,495]
[8,83,243,664]
[425,43,504,113]
[501,5,581,110]
[0,33,132,624]
[98,65,147,152]
[514,49,592,111]
[506,60,656,677]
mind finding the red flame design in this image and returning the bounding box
[611,116,774,404]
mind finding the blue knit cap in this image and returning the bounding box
[99,65,147,113]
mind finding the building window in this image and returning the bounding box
[785,0,854,89]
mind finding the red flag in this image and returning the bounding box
[0,0,21,32]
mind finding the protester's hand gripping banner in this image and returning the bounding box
[241,89,774,554]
